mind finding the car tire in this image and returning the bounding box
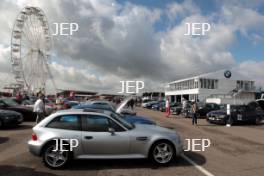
[225,117,234,125]
[0,120,3,128]
[149,141,175,165]
[255,116,262,125]
[42,141,71,169]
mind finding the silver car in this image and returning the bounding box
[28,109,183,168]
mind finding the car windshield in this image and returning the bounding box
[110,112,134,130]
[2,99,19,106]
[22,100,34,105]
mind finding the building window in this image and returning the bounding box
[199,78,218,89]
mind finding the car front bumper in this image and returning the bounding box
[2,117,23,126]
[207,116,226,124]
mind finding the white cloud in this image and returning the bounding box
[237,61,264,88]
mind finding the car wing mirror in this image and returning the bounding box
[108,127,115,135]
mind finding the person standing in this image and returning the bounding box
[165,98,170,118]
[191,100,198,125]
[34,93,45,124]
[130,98,135,110]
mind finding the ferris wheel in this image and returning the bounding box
[11,6,52,94]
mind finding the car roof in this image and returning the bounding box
[55,108,112,116]
[72,103,115,111]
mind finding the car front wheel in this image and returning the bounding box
[42,142,71,169]
[255,116,262,125]
[150,141,175,165]
[0,120,3,128]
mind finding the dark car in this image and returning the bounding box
[183,103,220,118]
[145,101,158,109]
[207,102,264,125]
[0,109,23,128]
[170,103,183,115]
[159,102,179,112]
[0,98,36,121]
[256,99,264,110]
[72,101,156,125]
[151,100,165,111]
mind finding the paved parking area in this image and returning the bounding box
[0,107,264,176]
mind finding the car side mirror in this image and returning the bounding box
[108,127,115,135]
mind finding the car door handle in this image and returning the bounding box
[136,137,148,141]
[84,136,93,140]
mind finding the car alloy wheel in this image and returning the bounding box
[43,143,69,169]
[255,116,262,125]
[152,142,174,164]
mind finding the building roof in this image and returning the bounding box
[57,89,97,95]
[169,69,253,84]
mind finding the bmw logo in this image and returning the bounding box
[224,70,232,78]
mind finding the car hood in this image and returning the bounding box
[123,115,156,125]
[116,96,135,114]
[9,105,33,111]
[0,109,22,116]
[133,124,175,134]
[208,109,226,115]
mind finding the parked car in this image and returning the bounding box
[141,99,152,108]
[183,103,220,118]
[151,101,165,111]
[87,100,136,115]
[0,98,36,121]
[144,101,158,109]
[0,110,23,128]
[28,108,183,168]
[22,98,55,107]
[256,99,264,110]
[159,102,180,112]
[63,101,80,109]
[207,101,264,125]
[170,103,182,115]
[21,99,54,115]
[87,100,115,107]
[73,99,156,125]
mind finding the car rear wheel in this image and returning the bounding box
[150,141,175,165]
[255,116,262,125]
[42,142,70,169]
[0,120,3,128]
[225,116,234,125]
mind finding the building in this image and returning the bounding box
[165,70,256,105]
[56,89,98,100]
[142,92,165,101]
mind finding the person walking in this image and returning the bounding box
[165,98,170,118]
[34,93,46,124]
[191,100,198,125]
[130,98,135,110]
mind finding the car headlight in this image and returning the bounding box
[4,116,10,120]
[219,115,226,118]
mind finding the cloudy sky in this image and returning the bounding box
[0,0,264,94]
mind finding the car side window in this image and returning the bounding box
[108,119,125,132]
[83,115,110,132]
[82,115,125,132]
[46,115,80,131]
